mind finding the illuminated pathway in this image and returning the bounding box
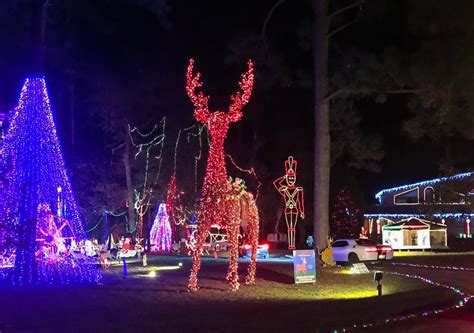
[367,262,474,332]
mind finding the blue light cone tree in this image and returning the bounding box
[0,78,100,284]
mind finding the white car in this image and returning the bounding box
[331,239,393,263]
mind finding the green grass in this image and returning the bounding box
[393,251,474,268]
[0,257,457,332]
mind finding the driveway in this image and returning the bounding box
[369,263,474,332]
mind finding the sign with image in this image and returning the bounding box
[293,249,316,284]
[351,263,370,274]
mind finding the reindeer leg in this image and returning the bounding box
[245,220,258,285]
[245,199,259,285]
[226,225,233,282]
[227,223,240,291]
[188,220,212,292]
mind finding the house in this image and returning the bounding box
[364,172,474,248]
[382,217,447,250]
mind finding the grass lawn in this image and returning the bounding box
[393,251,474,268]
[0,256,458,332]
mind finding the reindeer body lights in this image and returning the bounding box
[186,58,257,291]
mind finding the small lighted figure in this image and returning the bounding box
[273,156,305,250]
[318,236,335,267]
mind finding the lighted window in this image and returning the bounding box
[332,241,349,247]
[394,188,419,204]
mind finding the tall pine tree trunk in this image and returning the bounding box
[123,126,136,232]
[313,0,330,249]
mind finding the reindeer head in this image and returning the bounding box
[186,59,254,142]
[327,236,333,247]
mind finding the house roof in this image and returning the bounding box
[364,204,474,218]
[382,217,447,230]
[374,171,474,203]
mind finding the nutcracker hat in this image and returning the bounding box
[285,156,297,176]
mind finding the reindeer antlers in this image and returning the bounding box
[228,60,254,122]
[186,58,211,123]
[186,58,254,123]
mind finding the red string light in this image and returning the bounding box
[185,58,257,291]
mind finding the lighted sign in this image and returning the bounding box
[293,250,316,284]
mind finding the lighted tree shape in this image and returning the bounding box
[330,187,360,240]
[149,203,172,253]
[0,77,99,284]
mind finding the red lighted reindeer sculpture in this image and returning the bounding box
[186,58,258,291]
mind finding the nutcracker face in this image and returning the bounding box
[286,174,296,186]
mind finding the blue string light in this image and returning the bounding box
[364,213,474,218]
[0,77,100,285]
[375,172,473,203]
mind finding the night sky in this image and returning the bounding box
[1,0,473,227]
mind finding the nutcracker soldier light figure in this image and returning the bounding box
[273,156,305,250]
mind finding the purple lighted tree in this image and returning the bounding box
[149,203,172,253]
[0,78,100,284]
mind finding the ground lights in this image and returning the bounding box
[332,270,472,332]
[390,262,474,271]
[0,77,100,285]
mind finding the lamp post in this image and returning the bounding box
[374,271,383,296]
[466,218,471,238]
[57,186,63,217]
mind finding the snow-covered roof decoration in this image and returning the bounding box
[375,171,474,203]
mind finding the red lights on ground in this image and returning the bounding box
[243,243,269,250]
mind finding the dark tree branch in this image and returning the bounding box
[325,88,421,102]
[329,0,365,19]
[384,89,421,94]
[329,0,364,20]
[258,0,285,49]
[111,143,125,154]
[327,19,357,38]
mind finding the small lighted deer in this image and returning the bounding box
[186,58,255,291]
[295,257,307,273]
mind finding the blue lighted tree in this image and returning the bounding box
[0,78,99,284]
